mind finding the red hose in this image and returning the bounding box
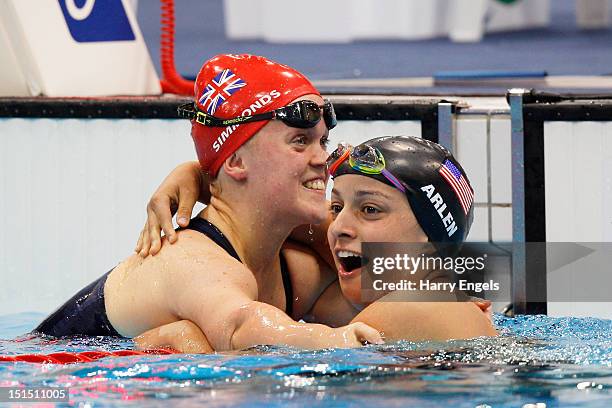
[0,349,177,365]
[160,0,194,95]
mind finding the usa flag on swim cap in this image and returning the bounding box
[198,69,247,115]
[439,159,473,215]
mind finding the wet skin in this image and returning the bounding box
[106,94,383,351]
[136,169,497,351]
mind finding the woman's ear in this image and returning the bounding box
[222,153,248,181]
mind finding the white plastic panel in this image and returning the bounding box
[545,121,611,242]
[489,118,512,204]
[454,118,489,241]
[455,118,488,204]
[491,207,512,242]
[0,0,159,96]
[0,118,194,314]
[544,121,612,318]
[469,207,489,242]
[0,7,29,96]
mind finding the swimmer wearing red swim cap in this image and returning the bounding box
[37,54,381,351]
[186,54,332,176]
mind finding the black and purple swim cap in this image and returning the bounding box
[331,136,475,255]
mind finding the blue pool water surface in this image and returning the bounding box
[0,313,611,407]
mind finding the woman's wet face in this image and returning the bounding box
[243,94,330,225]
[327,174,428,307]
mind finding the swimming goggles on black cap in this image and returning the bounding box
[178,100,337,130]
[327,142,407,193]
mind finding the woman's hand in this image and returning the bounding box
[135,161,206,257]
[323,322,384,348]
[471,297,493,323]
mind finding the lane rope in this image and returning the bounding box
[0,349,177,364]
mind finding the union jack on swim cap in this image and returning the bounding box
[191,54,321,176]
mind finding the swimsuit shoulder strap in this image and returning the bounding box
[280,254,293,317]
[184,218,293,316]
[185,218,241,263]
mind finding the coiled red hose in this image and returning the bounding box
[160,0,194,95]
[0,349,176,365]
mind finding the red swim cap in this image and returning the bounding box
[191,54,320,176]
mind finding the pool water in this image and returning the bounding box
[1,313,611,407]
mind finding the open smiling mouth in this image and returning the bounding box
[337,250,369,273]
[303,179,325,191]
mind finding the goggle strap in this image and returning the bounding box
[323,107,337,129]
[327,149,350,176]
[381,169,407,193]
[217,111,275,127]
[192,109,276,127]
[177,103,196,119]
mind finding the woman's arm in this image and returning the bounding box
[134,320,214,353]
[304,280,359,327]
[227,301,384,350]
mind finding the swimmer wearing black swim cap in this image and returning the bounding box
[327,136,474,256]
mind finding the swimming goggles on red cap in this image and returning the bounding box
[326,142,406,193]
[178,100,337,130]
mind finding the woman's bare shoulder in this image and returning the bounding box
[352,297,497,342]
